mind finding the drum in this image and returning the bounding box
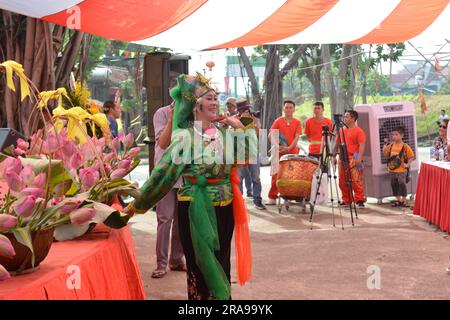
[276,155,319,201]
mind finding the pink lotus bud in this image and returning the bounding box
[79,168,99,190]
[80,143,95,161]
[118,159,131,169]
[0,265,11,281]
[0,234,15,258]
[91,160,101,171]
[50,197,62,206]
[5,172,24,192]
[60,200,81,214]
[46,135,59,153]
[32,172,47,189]
[104,151,116,163]
[128,147,140,158]
[17,138,29,151]
[104,164,111,175]
[98,138,106,148]
[70,208,96,225]
[70,153,84,169]
[110,168,127,179]
[110,137,120,150]
[61,140,75,158]
[13,195,36,217]
[0,214,18,231]
[123,133,134,149]
[0,157,22,177]
[20,165,36,187]
[20,187,45,198]
[14,147,25,156]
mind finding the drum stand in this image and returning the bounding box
[309,130,345,230]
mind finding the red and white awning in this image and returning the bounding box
[1,0,449,50]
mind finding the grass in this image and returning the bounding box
[293,94,450,140]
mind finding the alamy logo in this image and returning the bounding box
[67,265,81,290]
[366,265,381,290]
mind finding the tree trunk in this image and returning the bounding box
[262,45,281,130]
[321,44,337,115]
[237,47,264,112]
[336,44,353,114]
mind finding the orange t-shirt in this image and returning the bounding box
[336,126,366,157]
[304,117,333,154]
[271,116,302,154]
[387,143,414,173]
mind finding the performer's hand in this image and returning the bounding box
[279,146,289,154]
[221,116,244,129]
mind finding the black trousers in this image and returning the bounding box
[177,201,234,300]
[390,172,407,197]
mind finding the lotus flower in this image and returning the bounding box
[69,153,84,170]
[70,208,96,225]
[50,197,63,206]
[0,214,18,231]
[118,159,131,170]
[0,265,11,281]
[80,142,95,161]
[61,139,75,158]
[123,133,134,149]
[32,172,47,189]
[0,157,22,178]
[110,137,120,150]
[14,148,25,156]
[104,164,112,175]
[16,138,29,151]
[20,187,45,198]
[91,160,101,171]
[13,195,37,217]
[46,135,59,153]
[20,165,36,186]
[128,147,140,158]
[60,200,81,214]
[0,234,15,258]
[110,168,127,179]
[5,172,24,192]
[104,151,116,163]
[79,167,99,190]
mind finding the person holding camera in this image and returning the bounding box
[383,127,414,208]
[304,101,333,159]
[332,110,366,208]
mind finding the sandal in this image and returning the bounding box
[169,263,187,272]
[391,201,401,207]
[151,268,167,278]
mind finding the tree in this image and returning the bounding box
[238,44,307,129]
[0,11,86,135]
[298,45,323,101]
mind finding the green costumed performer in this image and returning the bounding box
[125,73,254,300]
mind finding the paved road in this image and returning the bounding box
[127,147,450,299]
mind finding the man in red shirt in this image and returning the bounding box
[266,100,302,205]
[332,110,366,207]
[304,101,333,159]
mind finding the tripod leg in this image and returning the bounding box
[331,162,345,230]
[309,169,323,229]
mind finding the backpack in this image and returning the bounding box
[387,144,407,171]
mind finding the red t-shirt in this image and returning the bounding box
[304,117,333,154]
[271,117,302,154]
[336,126,366,157]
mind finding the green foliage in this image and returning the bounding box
[294,94,450,139]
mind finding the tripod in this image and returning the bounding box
[333,119,358,225]
[309,126,345,230]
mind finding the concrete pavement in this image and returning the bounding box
[127,158,450,300]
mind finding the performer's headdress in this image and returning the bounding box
[170,72,215,130]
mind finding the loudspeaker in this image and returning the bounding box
[0,128,26,156]
[143,52,190,173]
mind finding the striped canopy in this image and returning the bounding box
[1,0,449,50]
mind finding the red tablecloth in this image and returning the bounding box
[0,225,145,300]
[413,162,450,233]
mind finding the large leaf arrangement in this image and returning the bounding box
[0,60,141,280]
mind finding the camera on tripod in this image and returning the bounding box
[333,114,344,127]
